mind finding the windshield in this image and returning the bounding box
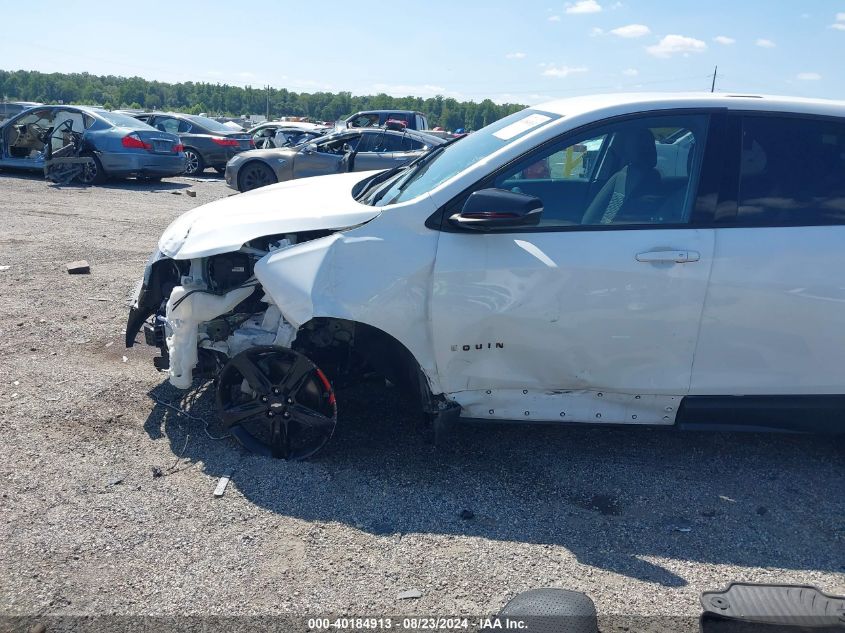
[185,114,233,133]
[97,110,154,129]
[364,109,561,206]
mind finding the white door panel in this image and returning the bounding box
[431,228,715,419]
[691,226,845,394]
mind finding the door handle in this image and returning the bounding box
[636,250,700,264]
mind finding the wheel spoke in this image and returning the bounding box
[288,403,334,431]
[231,354,272,395]
[280,355,313,395]
[220,399,266,427]
[271,417,289,459]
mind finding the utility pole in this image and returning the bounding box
[711,66,718,93]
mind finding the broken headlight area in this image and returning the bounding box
[125,232,334,389]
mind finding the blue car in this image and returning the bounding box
[0,105,186,183]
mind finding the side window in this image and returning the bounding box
[355,133,376,153]
[388,113,410,125]
[405,137,425,151]
[735,116,845,225]
[490,114,709,228]
[349,114,379,128]
[154,117,180,134]
[177,119,192,133]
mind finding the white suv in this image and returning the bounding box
[126,93,845,459]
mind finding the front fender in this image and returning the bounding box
[253,199,442,393]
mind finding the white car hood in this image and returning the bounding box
[159,171,382,259]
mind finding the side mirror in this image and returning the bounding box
[450,188,543,230]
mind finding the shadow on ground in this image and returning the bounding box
[144,379,845,588]
[0,167,223,189]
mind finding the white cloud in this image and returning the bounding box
[713,35,735,45]
[756,38,776,48]
[506,52,527,59]
[646,34,707,58]
[590,27,604,36]
[548,14,561,21]
[622,68,639,76]
[837,12,845,20]
[796,72,822,80]
[830,22,845,30]
[609,24,651,38]
[542,65,589,78]
[565,0,602,14]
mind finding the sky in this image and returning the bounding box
[2,0,844,105]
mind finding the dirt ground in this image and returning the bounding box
[0,170,843,632]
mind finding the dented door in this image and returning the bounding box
[430,228,714,422]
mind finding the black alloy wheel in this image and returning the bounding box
[216,346,337,460]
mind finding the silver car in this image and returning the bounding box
[224,127,444,192]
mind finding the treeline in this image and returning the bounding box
[0,70,525,130]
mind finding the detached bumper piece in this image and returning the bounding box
[701,583,845,633]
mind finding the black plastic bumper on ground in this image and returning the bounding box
[701,583,845,632]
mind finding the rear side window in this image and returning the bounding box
[736,116,845,225]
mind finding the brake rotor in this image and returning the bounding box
[216,345,337,460]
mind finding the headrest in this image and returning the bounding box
[614,127,657,169]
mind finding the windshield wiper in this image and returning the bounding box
[354,164,407,201]
[367,143,451,206]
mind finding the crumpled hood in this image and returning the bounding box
[159,171,382,259]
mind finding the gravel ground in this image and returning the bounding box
[0,171,843,631]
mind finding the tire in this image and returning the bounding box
[183,148,204,175]
[216,346,338,460]
[79,153,106,185]
[238,161,277,192]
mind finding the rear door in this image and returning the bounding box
[690,113,845,397]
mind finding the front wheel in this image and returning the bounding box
[183,148,204,175]
[216,346,338,460]
[238,161,277,192]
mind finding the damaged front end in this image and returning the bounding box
[126,172,451,458]
[126,232,329,387]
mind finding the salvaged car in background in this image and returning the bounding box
[345,109,429,130]
[127,93,845,460]
[0,106,185,183]
[0,101,41,122]
[129,111,253,175]
[248,120,330,149]
[224,127,444,192]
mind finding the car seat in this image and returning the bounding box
[581,128,661,225]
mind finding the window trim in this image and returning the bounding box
[427,107,725,233]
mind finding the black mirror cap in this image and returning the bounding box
[451,188,543,230]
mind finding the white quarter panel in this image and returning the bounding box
[691,226,845,394]
[431,228,715,420]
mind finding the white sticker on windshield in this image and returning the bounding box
[492,113,553,140]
